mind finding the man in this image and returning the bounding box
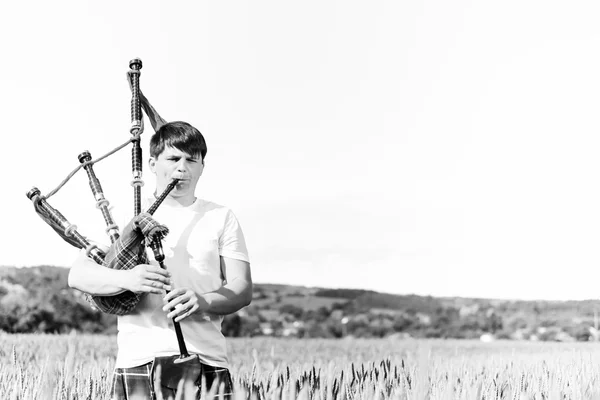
[68,121,252,399]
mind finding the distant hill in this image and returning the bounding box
[1,265,599,341]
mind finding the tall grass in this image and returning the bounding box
[4,333,600,399]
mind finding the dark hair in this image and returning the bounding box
[149,121,207,161]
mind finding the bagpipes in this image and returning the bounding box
[26,59,195,364]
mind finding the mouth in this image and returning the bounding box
[174,179,189,188]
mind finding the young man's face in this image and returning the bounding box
[149,146,204,204]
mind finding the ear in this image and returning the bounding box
[148,157,157,174]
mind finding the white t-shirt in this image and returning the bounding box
[111,197,250,368]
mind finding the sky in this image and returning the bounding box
[2,1,600,301]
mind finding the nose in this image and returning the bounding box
[176,159,187,173]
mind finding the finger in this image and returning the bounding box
[141,284,165,295]
[146,272,171,285]
[145,279,171,292]
[146,266,171,277]
[163,293,188,311]
[163,288,186,303]
[167,302,191,319]
[174,304,199,323]
[164,296,188,312]
[169,302,194,320]
[167,303,187,319]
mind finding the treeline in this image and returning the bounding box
[0,266,116,334]
[1,266,600,341]
[224,286,600,341]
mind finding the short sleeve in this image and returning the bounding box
[219,209,250,263]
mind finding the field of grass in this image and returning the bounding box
[4,333,600,399]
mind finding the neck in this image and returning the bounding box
[154,192,196,208]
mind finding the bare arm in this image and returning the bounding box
[164,256,252,321]
[205,256,253,315]
[68,250,172,296]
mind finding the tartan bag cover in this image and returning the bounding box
[91,213,169,315]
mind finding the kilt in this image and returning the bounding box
[111,358,233,400]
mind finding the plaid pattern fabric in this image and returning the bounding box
[112,358,234,400]
[112,363,154,399]
[32,196,85,250]
[91,213,169,315]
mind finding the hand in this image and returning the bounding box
[123,264,171,294]
[163,288,209,322]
